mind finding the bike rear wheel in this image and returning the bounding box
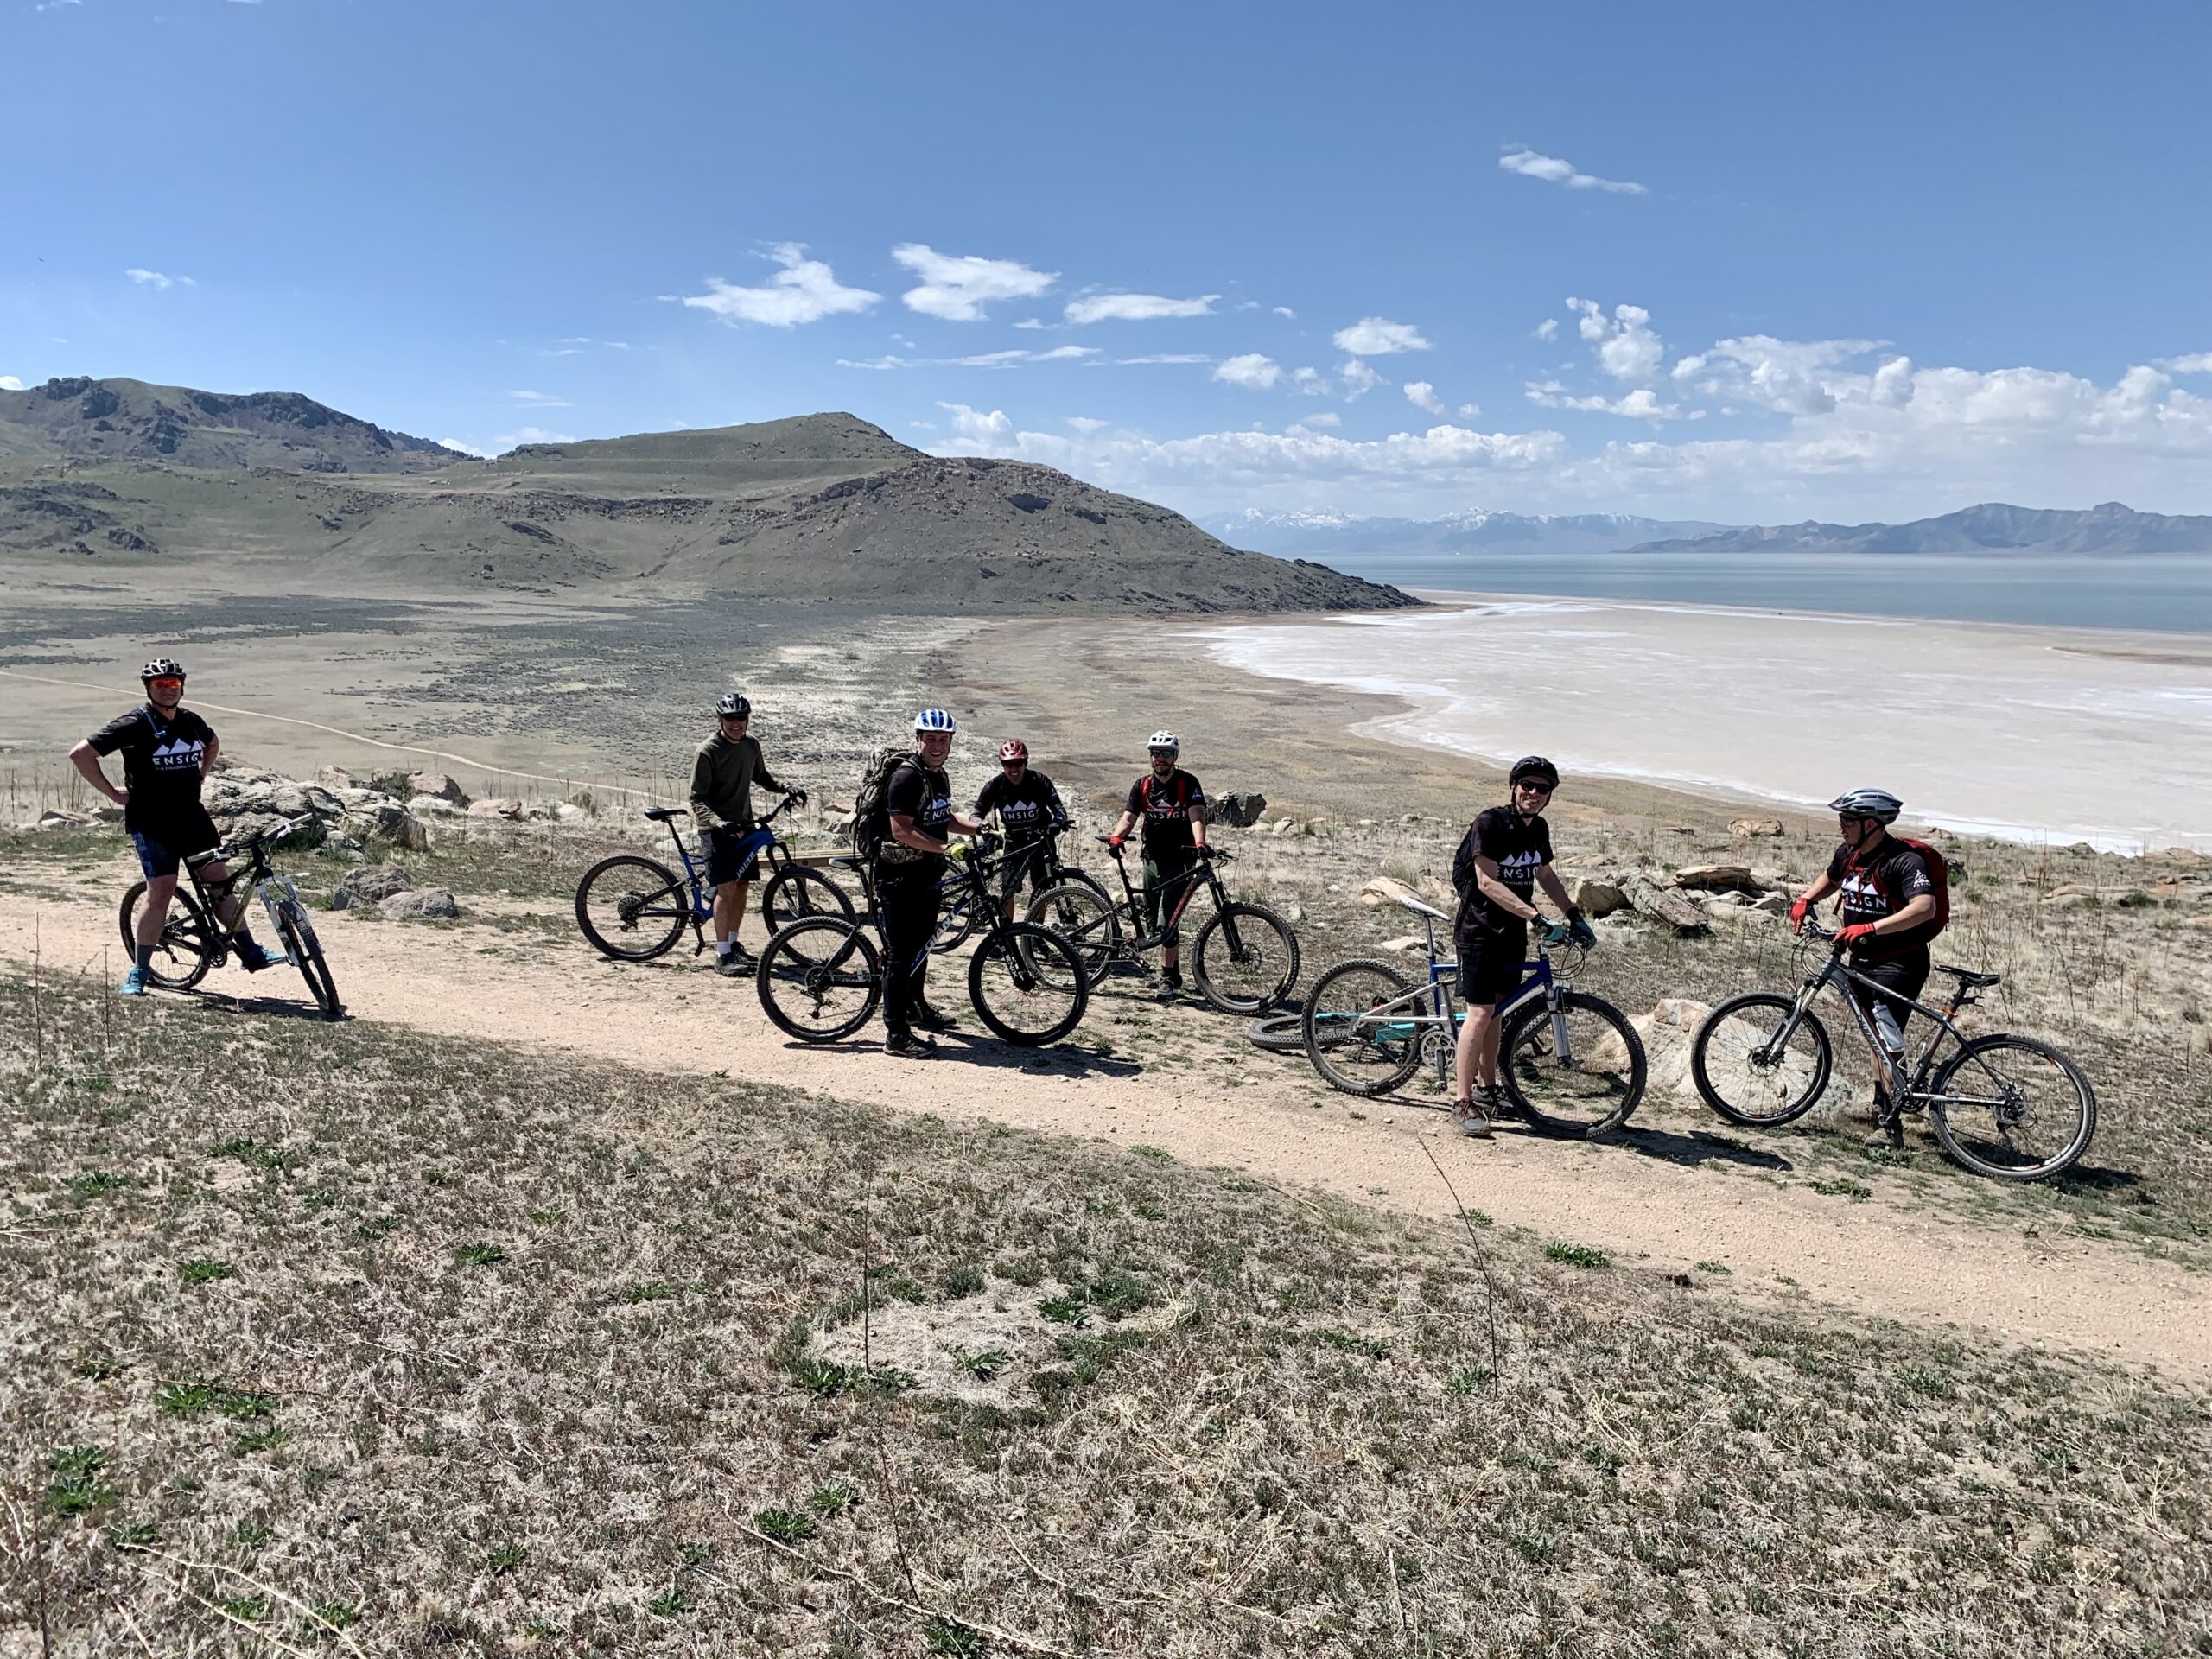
[1929,1034,2097,1181]
[1692,994,1834,1127]
[968,923,1088,1046]
[273,899,343,1020]
[760,866,857,958]
[1192,901,1300,1014]
[118,882,214,991]
[755,918,881,1044]
[574,855,690,962]
[1303,957,1422,1097]
[1026,881,1123,989]
[1499,991,1645,1139]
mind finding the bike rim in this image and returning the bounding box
[1698,1002,1830,1126]
[1306,964,1419,1093]
[759,919,878,1041]
[581,861,690,957]
[1936,1043,2094,1179]
[1198,911,1295,1012]
[972,931,1084,1045]
[1505,1001,1641,1134]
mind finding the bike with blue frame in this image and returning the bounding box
[572,791,851,962]
[753,833,1090,1046]
[1300,893,1646,1137]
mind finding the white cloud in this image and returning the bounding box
[443,425,577,456]
[1112,353,1213,365]
[1292,411,1341,429]
[1403,380,1446,416]
[937,404,1017,446]
[1065,416,1109,434]
[1670,334,1886,415]
[1535,318,1560,342]
[1332,317,1430,356]
[437,437,493,458]
[681,244,880,327]
[1526,381,1683,420]
[1065,291,1219,325]
[2162,352,2212,375]
[893,243,1057,321]
[1458,403,1481,417]
[506,390,571,407]
[126,268,194,289]
[1290,366,1331,396]
[1273,306,1297,320]
[1567,297,1664,384]
[1213,353,1282,391]
[35,1,83,12]
[548,337,630,355]
[1498,147,1646,195]
[1339,359,1383,399]
[836,346,1097,371]
[0,376,23,391]
[1013,318,1049,330]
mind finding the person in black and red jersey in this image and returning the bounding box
[68,658,281,996]
[1448,756,1596,1138]
[1789,786,1942,1147]
[1106,731,1206,1001]
[973,739,1069,923]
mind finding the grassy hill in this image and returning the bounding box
[0,386,1415,613]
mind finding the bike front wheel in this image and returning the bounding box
[1692,994,1834,1127]
[760,865,857,959]
[1929,1034,2097,1182]
[756,918,881,1044]
[1499,991,1645,1139]
[574,855,691,962]
[968,923,1089,1046]
[273,899,343,1020]
[930,898,976,955]
[1192,901,1300,1014]
[1025,881,1122,989]
[118,881,214,991]
[1303,957,1421,1097]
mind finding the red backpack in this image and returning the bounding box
[1847,836,1950,936]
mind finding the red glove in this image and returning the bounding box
[1107,834,1125,849]
[1788,895,1812,933]
[1835,922,1878,946]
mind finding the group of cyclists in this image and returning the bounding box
[74,658,1950,1144]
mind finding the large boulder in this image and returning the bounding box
[406,795,467,819]
[1572,877,1630,919]
[466,798,525,821]
[380,889,459,920]
[344,801,430,852]
[1673,864,1761,895]
[1213,791,1268,829]
[331,862,414,910]
[407,772,470,808]
[1624,875,1709,935]
[1629,998,1715,1103]
[1730,818,1785,838]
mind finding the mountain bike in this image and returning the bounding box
[1301,894,1645,1137]
[755,835,1090,1047]
[922,824,1111,954]
[118,817,341,1020]
[1024,838,1299,1014]
[1689,920,2096,1181]
[573,792,851,961]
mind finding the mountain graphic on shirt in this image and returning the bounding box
[150,736,206,772]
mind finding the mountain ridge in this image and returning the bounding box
[1625,501,2212,557]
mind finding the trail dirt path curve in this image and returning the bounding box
[6,880,2203,1378]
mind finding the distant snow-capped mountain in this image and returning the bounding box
[1218,509,1732,558]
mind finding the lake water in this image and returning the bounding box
[1306,550,2212,635]
[1202,598,2212,851]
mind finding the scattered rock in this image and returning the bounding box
[466,798,525,821]
[2041,893,2094,911]
[369,770,415,799]
[1629,998,1714,1102]
[379,889,459,921]
[34,809,94,830]
[1572,878,1629,919]
[331,863,413,910]
[1623,876,1709,935]
[406,795,466,819]
[91,803,125,823]
[316,766,361,791]
[1357,875,1423,909]
[1673,863,1761,895]
[1213,790,1268,829]
[553,803,588,823]
[1379,934,1427,953]
[1751,892,1791,916]
[344,802,430,852]
[1730,818,1785,838]
[1268,817,1297,836]
[407,772,470,807]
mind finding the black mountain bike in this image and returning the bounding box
[925,823,1112,954]
[573,792,852,961]
[118,817,341,1020]
[1026,838,1300,1014]
[755,835,1090,1047]
[1689,920,2097,1181]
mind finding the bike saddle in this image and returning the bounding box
[1936,964,2003,989]
[643,807,684,822]
[1395,893,1448,923]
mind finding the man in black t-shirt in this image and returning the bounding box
[1106,730,1206,1000]
[68,658,279,995]
[974,738,1069,921]
[876,708,985,1058]
[1789,786,1942,1147]
[1447,756,1595,1138]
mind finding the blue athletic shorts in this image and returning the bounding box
[130,810,219,880]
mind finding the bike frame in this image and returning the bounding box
[653,793,804,927]
[1096,839,1230,954]
[1768,933,1986,1109]
[181,831,298,964]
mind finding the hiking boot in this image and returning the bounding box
[1864,1116,1905,1151]
[119,964,150,998]
[912,1001,960,1033]
[883,1030,935,1060]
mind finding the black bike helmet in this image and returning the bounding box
[1827,786,1902,823]
[1509,755,1560,790]
[715,691,752,719]
[141,657,186,683]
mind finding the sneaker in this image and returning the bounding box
[883,1030,935,1060]
[1150,973,1183,1002]
[1452,1099,1494,1138]
[1863,1116,1905,1151]
[119,965,150,998]
[716,950,753,978]
[912,1001,960,1033]
[234,938,283,974]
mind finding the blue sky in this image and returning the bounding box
[7,0,2212,524]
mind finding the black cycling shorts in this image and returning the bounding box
[1455,921,1530,1007]
[995,837,1053,902]
[707,823,773,886]
[129,807,220,880]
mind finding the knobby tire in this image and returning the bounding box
[574,855,690,962]
[1692,993,1835,1128]
[118,881,214,991]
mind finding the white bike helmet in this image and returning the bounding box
[715,691,752,718]
[1827,787,1903,823]
[914,708,957,735]
[1147,730,1179,754]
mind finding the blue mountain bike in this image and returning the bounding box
[1300,894,1646,1137]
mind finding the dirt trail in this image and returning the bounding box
[6,881,2204,1378]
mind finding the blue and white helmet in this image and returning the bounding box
[1147,730,1179,754]
[913,708,957,735]
[1828,786,1903,823]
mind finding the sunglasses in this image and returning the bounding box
[1515,779,1554,795]
[147,677,183,691]
[1149,749,1177,759]
[1001,759,1027,768]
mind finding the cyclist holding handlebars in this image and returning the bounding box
[1106,731,1207,1001]
[878,709,987,1057]
[690,691,804,977]
[1449,756,1597,1138]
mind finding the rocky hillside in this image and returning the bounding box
[0,398,1417,613]
[1626,501,2212,557]
[0,377,467,473]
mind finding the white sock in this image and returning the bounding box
[715,940,733,958]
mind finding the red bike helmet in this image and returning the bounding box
[998,739,1028,763]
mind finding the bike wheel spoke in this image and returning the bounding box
[1193,904,1300,1014]
[757,918,879,1043]
[1501,995,1643,1137]
[1933,1037,2096,1180]
[575,856,690,962]
[969,927,1085,1046]
[1024,884,1118,987]
[1304,960,1420,1096]
[1693,995,1833,1128]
